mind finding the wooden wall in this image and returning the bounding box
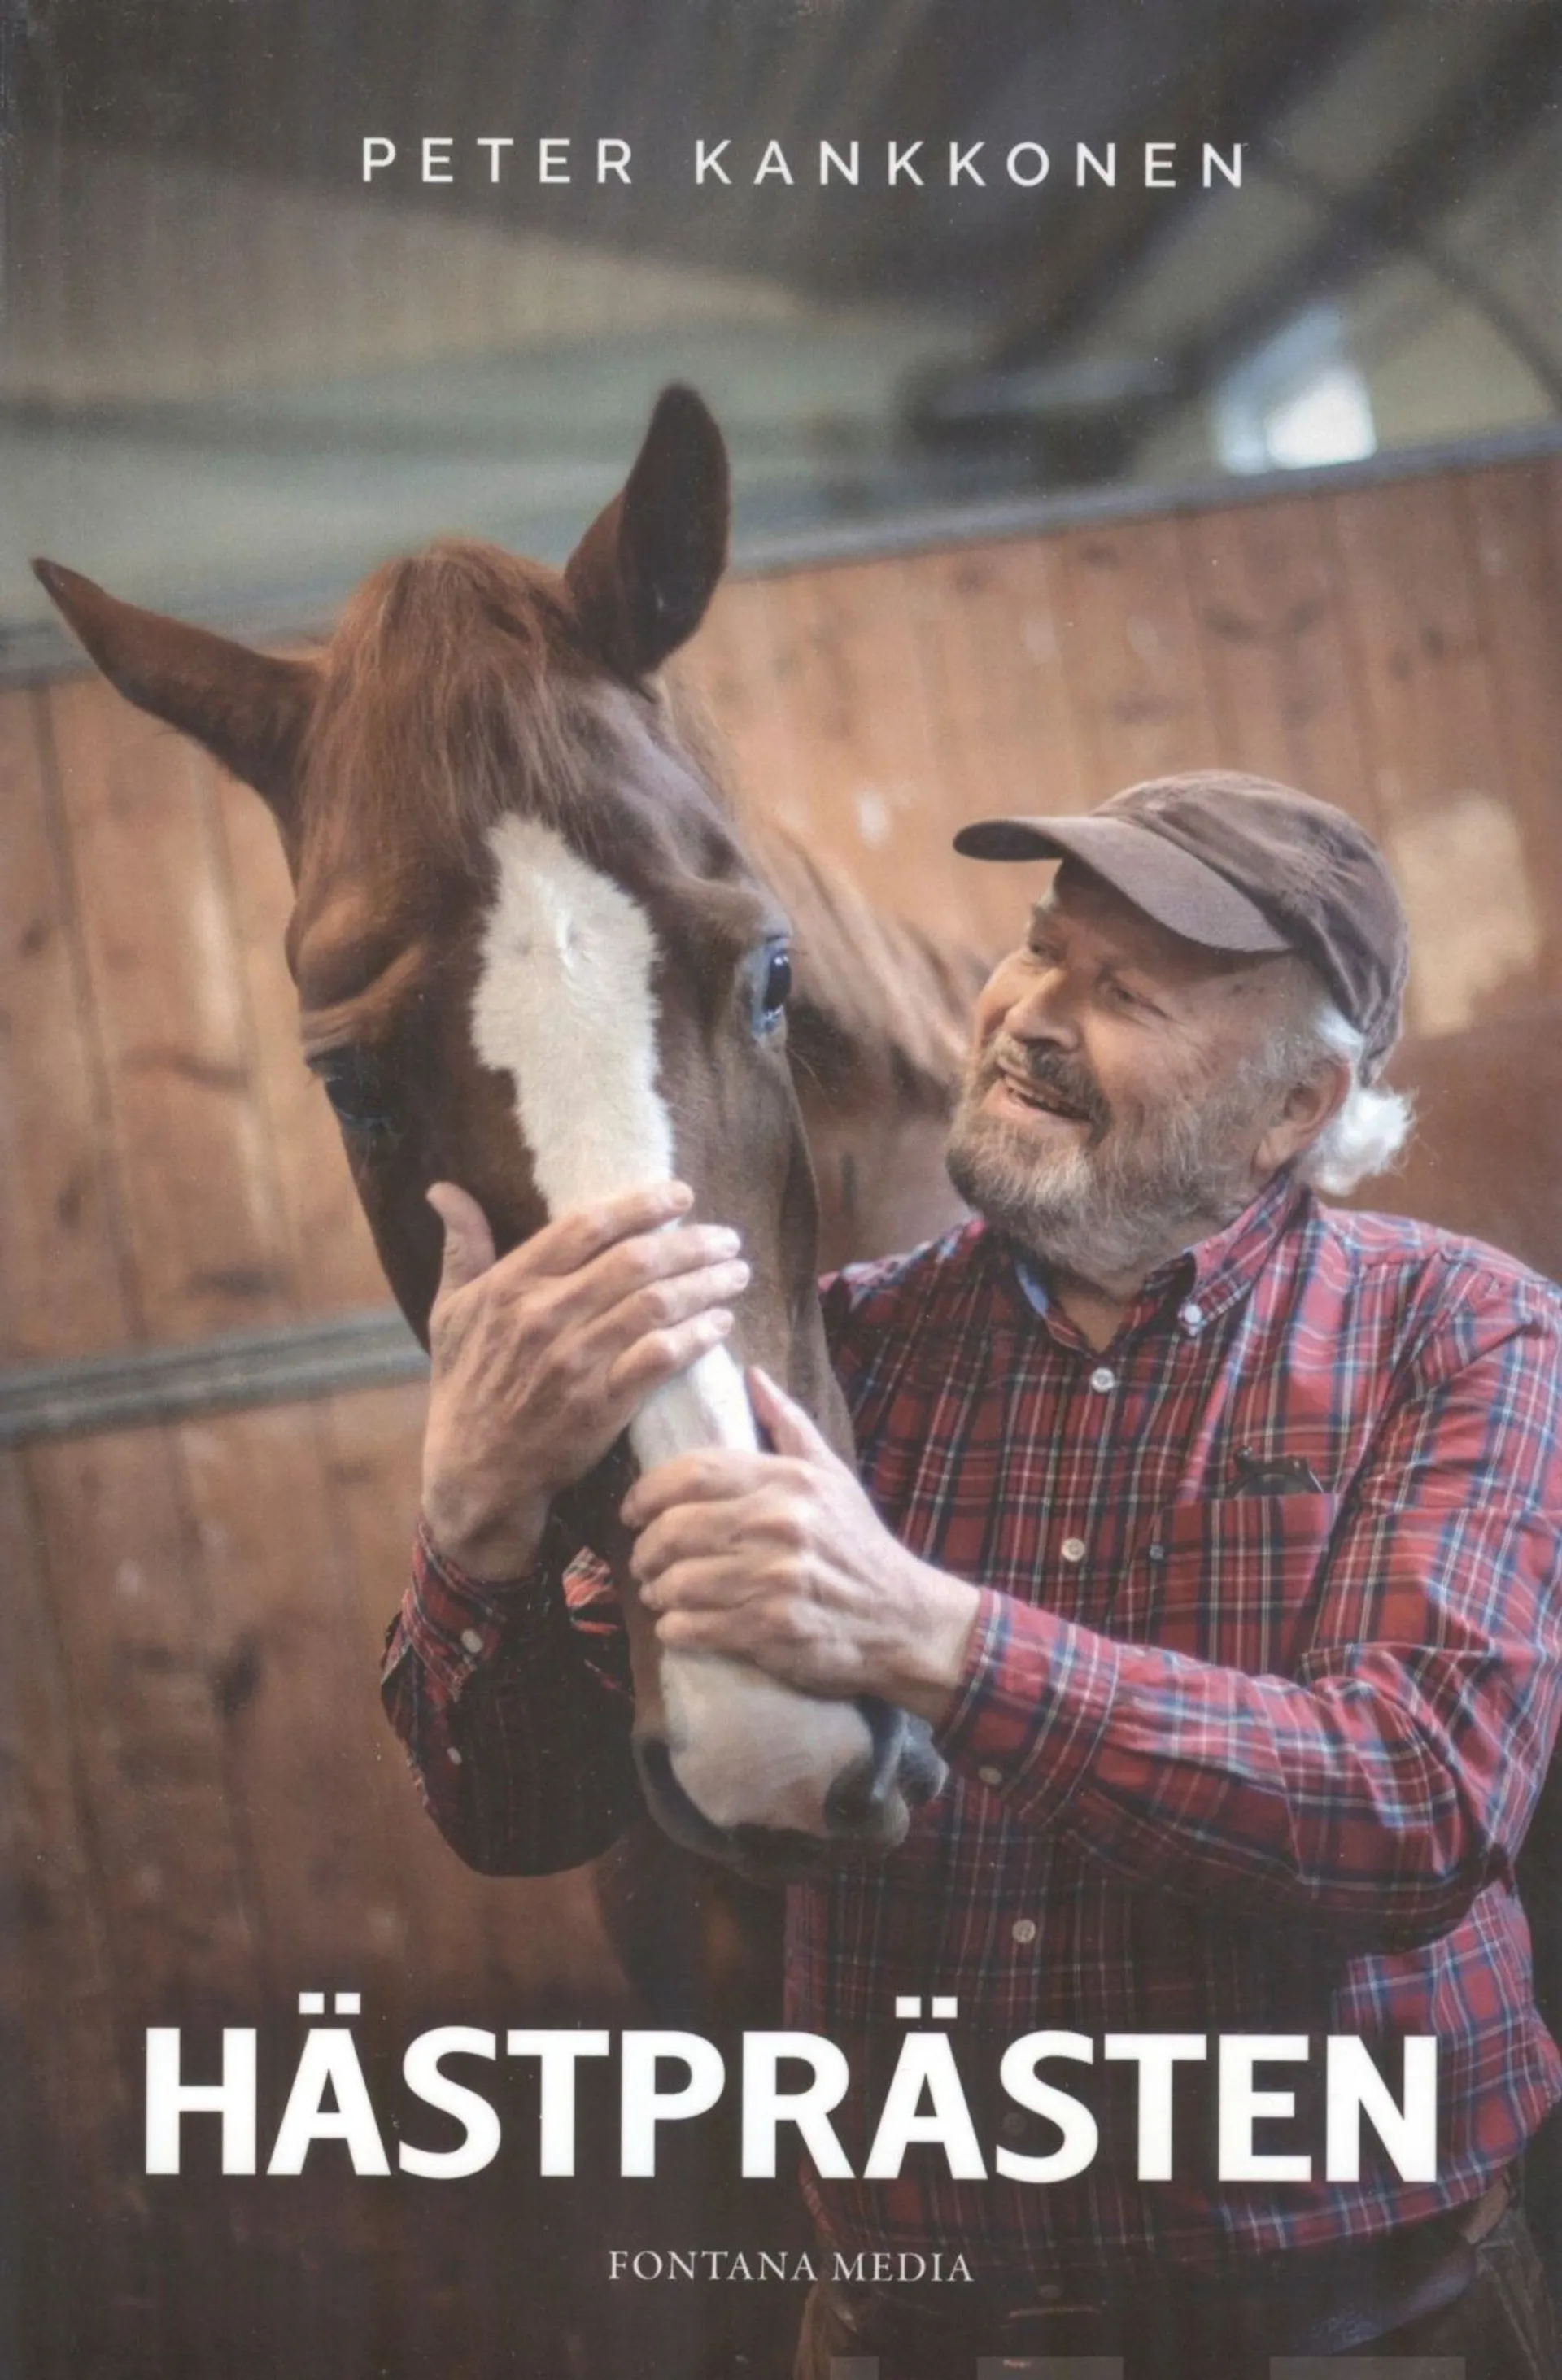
[3,450,1560,2376]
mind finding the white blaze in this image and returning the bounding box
[470,816,873,1834]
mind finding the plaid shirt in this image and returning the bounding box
[382,1173,1562,2277]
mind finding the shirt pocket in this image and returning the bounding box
[1117,1492,1340,1672]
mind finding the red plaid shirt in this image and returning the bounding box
[382,1174,1562,2276]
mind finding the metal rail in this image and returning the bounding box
[7,418,1562,688]
[0,1310,427,1449]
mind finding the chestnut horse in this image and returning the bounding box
[33,386,967,1883]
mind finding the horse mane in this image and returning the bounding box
[661,668,992,1116]
[749,818,990,1114]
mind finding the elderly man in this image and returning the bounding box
[382,774,1562,2378]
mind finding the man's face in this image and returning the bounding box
[946,864,1318,1284]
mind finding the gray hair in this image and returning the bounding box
[1286,996,1413,1197]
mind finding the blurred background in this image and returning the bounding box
[6,0,1562,662]
[4,5,1562,2378]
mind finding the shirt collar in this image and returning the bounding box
[1012,1169,1307,1343]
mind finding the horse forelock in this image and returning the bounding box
[299,538,602,871]
[299,537,757,890]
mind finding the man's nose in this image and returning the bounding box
[1002,968,1079,1045]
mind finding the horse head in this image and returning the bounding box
[33,386,945,1877]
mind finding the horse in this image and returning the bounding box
[32,385,971,1886]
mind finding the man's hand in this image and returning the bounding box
[622,1367,981,1726]
[421,1179,751,1580]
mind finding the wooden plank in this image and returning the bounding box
[17,1450,269,2370]
[23,1429,259,2009]
[1457,459,1562,998]
[0,686,136,1362]
[896,538,1096,956]
[1176,495,1381,838]
[759,560,986,944]
[1321,474,1542,1039]
[69,1395,402,2373]
[0,1449,159,2379]
[1370,1002,1562,1283]
[169,1401,415,1995]
[149,2201,395,2380]
[1047,514,1226,792]
[212,766,387,1314]
[23,1453,238,2360]
[7,678,287,2369]
[900,538,1096,817]
[680,577,815,835]
[44,676,297,1342]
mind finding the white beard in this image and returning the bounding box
[945,1051,1271,1284]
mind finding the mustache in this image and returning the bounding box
[975,1036,1110,1130]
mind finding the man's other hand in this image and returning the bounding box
[622,1367,981,1724]
[421,1179,750,1580]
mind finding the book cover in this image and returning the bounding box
[4,6,1562,2376]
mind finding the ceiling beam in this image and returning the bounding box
[1169,3,1562,411]
[946,2,1364,356]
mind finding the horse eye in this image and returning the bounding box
[752,941,792,1037]
[311,1047,397,1139]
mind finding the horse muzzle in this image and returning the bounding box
[633,1683,946,1880]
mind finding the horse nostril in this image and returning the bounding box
[823,1693,912,1835]
[825,1751,894,1834]
[899,1716,949,1808]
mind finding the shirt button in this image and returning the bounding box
[1060,1537,1087,1564]
[1180,1301,1204,1334]
[978,1765,1004,1788]
[1089,1365,1116,1393]
[447,1746,464,1766]
[1001,2110,1028,2138]
[460,1628,484,1656]
[1147,1543,1165,1563]
[1012,1917,1038,1944]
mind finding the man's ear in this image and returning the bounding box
[32,558,316,835]
[564,385,730,679]
[1257,1053,1353,1177]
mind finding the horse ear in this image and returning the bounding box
[565,384,730,677]
[31,559,316,830]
